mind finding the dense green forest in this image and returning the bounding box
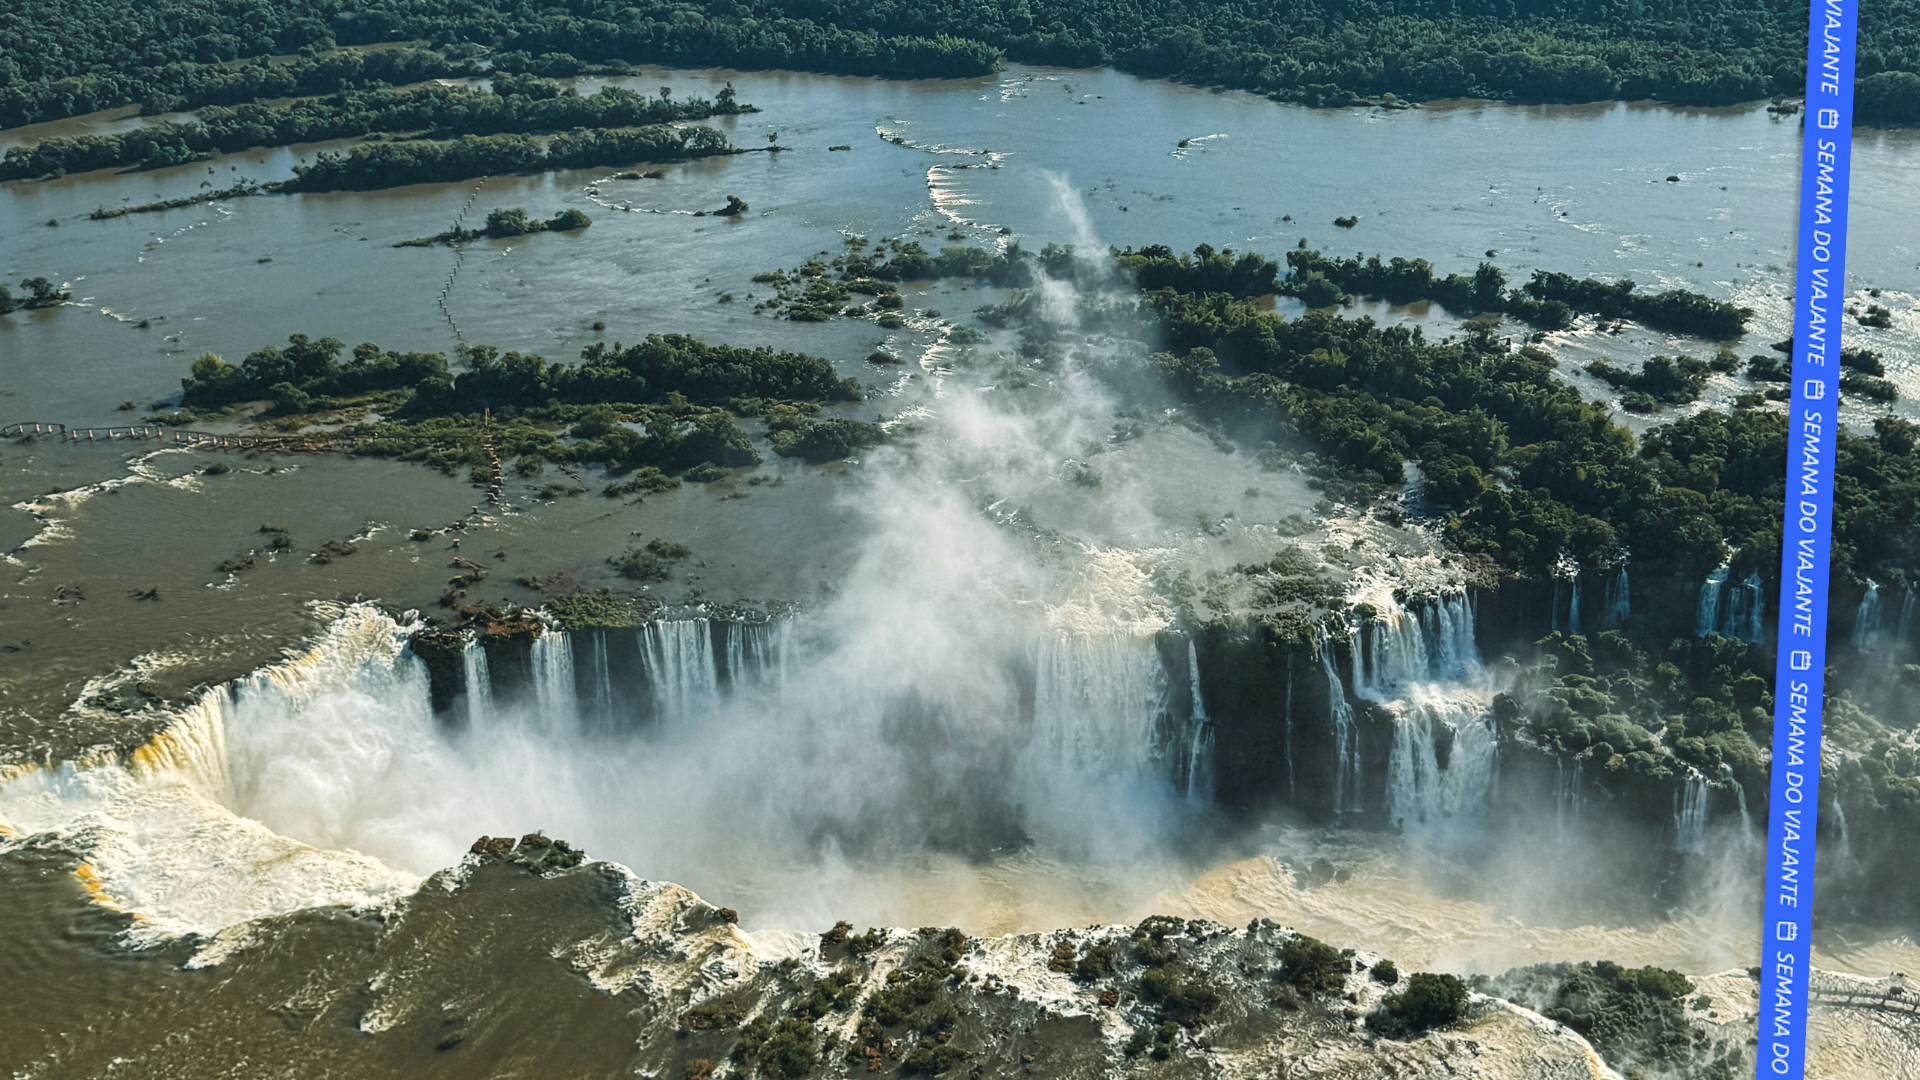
[81,125,734,212]
[1017,243,1918,845]
[172,331,874,476]
[1,77,748,181]
[4,0,1916,132]
[278,124,735,192]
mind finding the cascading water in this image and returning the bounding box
[1722,573,1764,643]
[530,630,577,728]
[1319,630,1360,816]
[1900,588,1916,642]
[1693,566,1762,642]
[1182,638,1215,803]
[1854,581,1883,653]
[640,620,722,723]
[462,636,494,729]
[1351,591,1494,836]
[1673,773,1711,854]
[1282,665,1296,806]
[1834,798,1853,863]
[724,620,793,694]
[583,630,616,728]
[1733,780,1758,855]
[1602,566,1630,629]
[1031,632,1170,785]
[1554,756,1587,838]
[1694,566,1729,637]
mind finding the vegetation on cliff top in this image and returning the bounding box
[1483,962,1714,1076]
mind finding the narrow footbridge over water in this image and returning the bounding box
[2,421,338,452]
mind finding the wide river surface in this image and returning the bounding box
[3,64,1918,426]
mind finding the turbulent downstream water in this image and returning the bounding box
[5,61,1920,1079]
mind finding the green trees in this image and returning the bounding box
[1366,973,1470,1038]
[172,329,865,473]
[7,0,1914,135]
[278,126,732,192]
[1279,250,1752,338]
[1276,934,1349,995]
[0,276,71,314]
[3,80,745,183]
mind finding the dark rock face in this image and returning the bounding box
[408,629,467,715]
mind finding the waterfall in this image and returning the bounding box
[1031,633,1169,783]
[1182,638,1215,803]
[1352,591,1492,834]
[1319,631,1361,816]
[1691,566,1761,641]
[1554,756,1586,837]
[1282,665,1296,806]
[585,630,615,727]
[1602,566,1630,629]
[530,631,577,727]
[1854,581,1883,653]
[1834,798,1853,863]
[724,620,794,694]
[1673,773,1710,854]
[1694,566,1729,637]
[1384,696,1498,833]
[639,620,721,723]
[1722,573,1764,643]
[462,636,494,729]
[1728,778,1760,855]
[1550,558,1580,636]
[1900,588,1916,641]
[1352,591,1479,695]
[1185,721,1216,804]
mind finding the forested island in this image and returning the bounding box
[3,0,1917,133]
[397,206,591,246]
[0,276,71,314]
[169,331,881,479]
[1,77,749,181]
[81,123,736,217]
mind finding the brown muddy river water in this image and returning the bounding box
[4,62,1920,1079]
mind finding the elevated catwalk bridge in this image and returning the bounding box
[1,421,332,452]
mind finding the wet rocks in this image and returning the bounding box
[469,832,587,874]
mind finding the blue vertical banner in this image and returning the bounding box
[1761,0,1857,1076]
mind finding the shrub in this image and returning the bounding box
[1278,935,1348,996]
[901,1045,969,1075]
[1138,963,1221,1025]
[1367,972,1470,1038]
[731,1016,818,1079]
